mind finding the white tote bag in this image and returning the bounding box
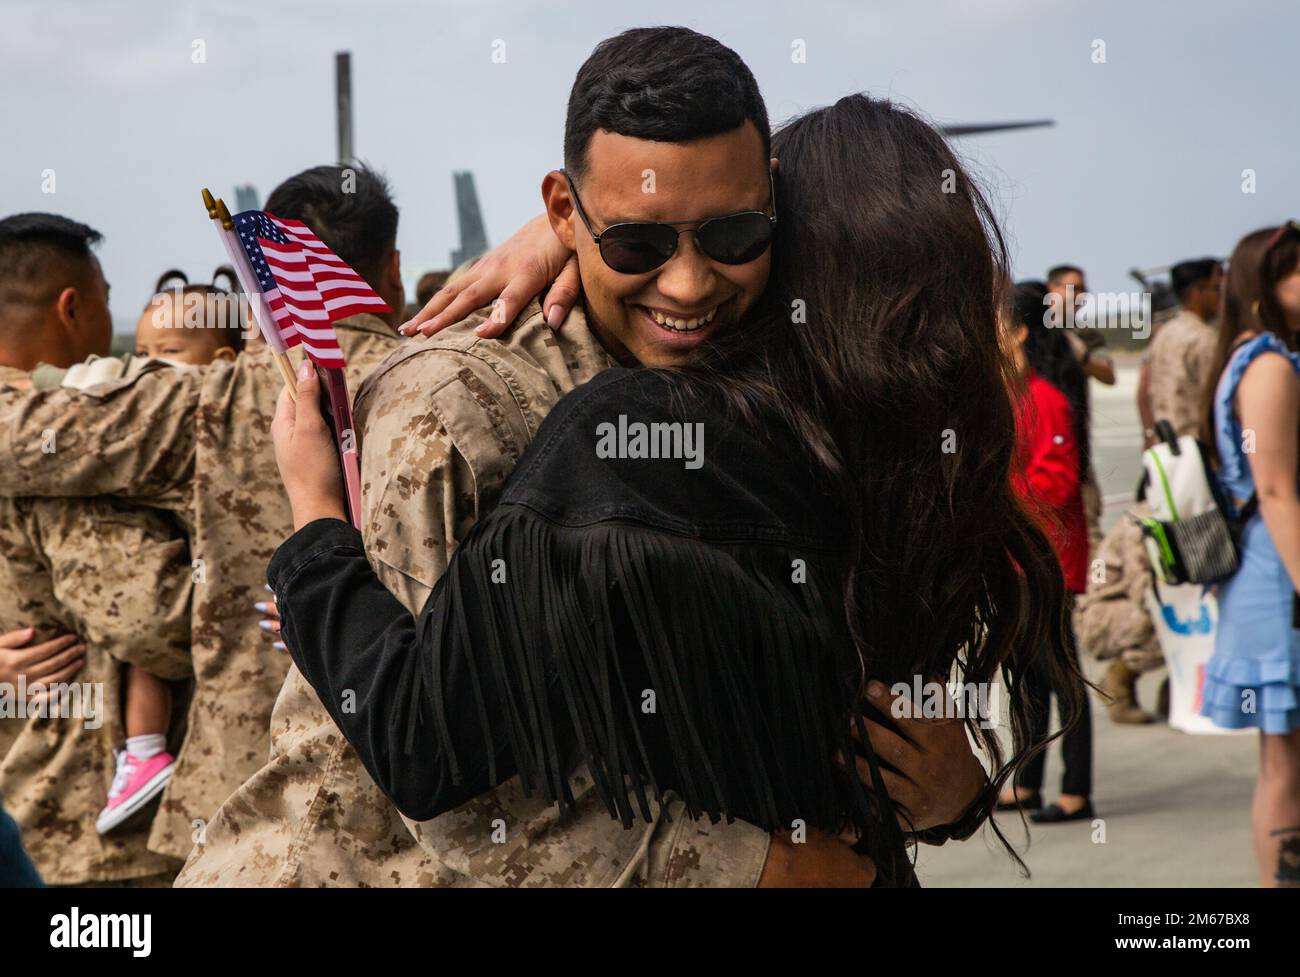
[1143,583,1249,735]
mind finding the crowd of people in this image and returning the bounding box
[0,26,1296,889]
[1039,242,1299,887]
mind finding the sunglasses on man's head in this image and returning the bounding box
[1263,219,1300,255]
[563,170,777,275]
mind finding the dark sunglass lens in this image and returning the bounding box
[599,224,677,274]
[698,213,773,265]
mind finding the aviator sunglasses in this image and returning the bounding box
[563,170,777,275]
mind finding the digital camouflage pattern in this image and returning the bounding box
[158,315,401,861]
[0,364,192,884]
[1075,502,1164,673]
[176,301,772,887]
[1146,308,1219,439]
[0,315,400,861]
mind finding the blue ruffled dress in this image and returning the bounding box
[1200,332,1300,733]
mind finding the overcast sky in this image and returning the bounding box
[3,0,1296,330]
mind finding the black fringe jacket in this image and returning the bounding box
[269,367,908,867]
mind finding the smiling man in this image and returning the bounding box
[546,65,774,366]
[180,26,984,888]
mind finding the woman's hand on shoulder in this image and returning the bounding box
[401,213,580,340]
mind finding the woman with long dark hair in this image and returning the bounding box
[267,94,1082,884]
[994,280,1095,823]
[1198,224,1300,887]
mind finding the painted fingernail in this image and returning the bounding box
[259,620,275,632]
[867,681,886,699]
[254,601,269,614]
[264,584,274,593]
[297,360,311,381]
[273,641,287,651]
[546,305,564,330]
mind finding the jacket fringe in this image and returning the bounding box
[411,501,911,878]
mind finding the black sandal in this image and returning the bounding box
[1030,800,1094,824]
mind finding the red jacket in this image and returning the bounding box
[1012,371,1089,593]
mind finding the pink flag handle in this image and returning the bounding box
[321,367,362,528]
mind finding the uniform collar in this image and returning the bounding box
[512,298,617,371]
[1172,306,1212,330]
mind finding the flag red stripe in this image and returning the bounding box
[250,216,394,367]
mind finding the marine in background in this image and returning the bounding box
[0,213,193,885]
[0,166,404,864]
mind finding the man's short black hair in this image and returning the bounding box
[1170,257,1221,301]
[564,27,769,181]
[264,164,398,282]
[1047,263,1084,282]
[0,213,102,294]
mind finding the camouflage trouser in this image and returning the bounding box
[1120,644,1166,674]
[617,792,769,888]
[64,870,178,888]
[1074,502,1166,675]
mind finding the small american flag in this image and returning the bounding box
[233,211,391,367]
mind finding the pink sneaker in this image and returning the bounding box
[96,750,175,835]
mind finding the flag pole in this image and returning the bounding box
[200,188,298,401]
[322,367,362,527]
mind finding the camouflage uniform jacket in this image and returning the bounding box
[1074,502,1164,673]
[0,316,399,860]
[0,364,192,884]
[1147,308,1218,438]
[175,301,772,887]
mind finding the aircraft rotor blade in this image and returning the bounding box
[941,119,1055,137]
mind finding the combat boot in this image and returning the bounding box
[1100,658,1154,725]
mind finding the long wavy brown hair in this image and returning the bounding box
[1199,224,1300,466]
[691,93,1085,879]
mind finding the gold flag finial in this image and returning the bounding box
[215,198,234,231]
[201,187,218,219]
